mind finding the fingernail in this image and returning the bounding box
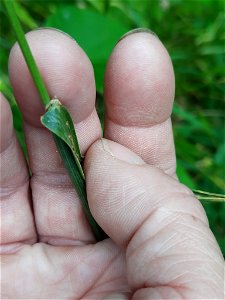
[101,138,144,165]
[31,27,77,43]
[117,28,158,44]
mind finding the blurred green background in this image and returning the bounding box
[0,0,224,254]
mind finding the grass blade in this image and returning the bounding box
[52,135,107,241]
[41,99,107,240]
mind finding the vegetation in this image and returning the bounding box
[0,0,224,254]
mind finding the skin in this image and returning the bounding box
[0,29,224,299]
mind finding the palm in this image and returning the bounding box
[4,240,126,298]
[1,29,223,299]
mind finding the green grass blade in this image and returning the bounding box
[53,134,107,241]
[3,0,50,106]
[41,99,107,240]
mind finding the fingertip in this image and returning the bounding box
[9,28,96,126]
[0,93,13,152]
[104,30,175,126]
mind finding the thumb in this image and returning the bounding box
[84,139,223,299]
[84,138,206,247]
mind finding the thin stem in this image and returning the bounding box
[4,0,50,106]
[193,189,225,198]
[196,196,225,202]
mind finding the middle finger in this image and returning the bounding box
[104,31,177,176]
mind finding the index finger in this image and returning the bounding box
[9,29,102,245]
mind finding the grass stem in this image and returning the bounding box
[4,0,50,106]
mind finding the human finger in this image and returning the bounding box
[9,29,102,245]
[0,93,36,252]
[104,30,176,176]
[85,139,224,299]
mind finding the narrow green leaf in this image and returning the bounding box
[41,99,107,241]
[53,134,107,241]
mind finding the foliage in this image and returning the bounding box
[0,0,224,253]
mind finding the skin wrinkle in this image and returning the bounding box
[165,267,194,285]
[126,207,164,258]
[131,243,223,295]
[132,285,186,299]
[158,221,215,260]
[195,264,223,287]
[180,268,221,296]
[160,200,208,226]
[0,131,14,155]
[177,222,222,258]
[105,112,172,129]
[31,185,89,239]
[152,184,208,224]
[39,236,93,246]
[126,213,176,260]
[0,240,36,255]
[160,252,222,275]
[105,118,177,176]
[174,220,221,253]
[156,235,191,258]
[96,276,129,294]
[126,199,223,295]
[81,251,125,299]
[0,93,14,153]
[135,255,188,291]
[31,173,73,189]
[1,182,29,199]
[127,208,180,257]
[80,256,105,294]
[1,183,36,248]
[0,138,28,188]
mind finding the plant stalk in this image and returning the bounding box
[4,0,50,106]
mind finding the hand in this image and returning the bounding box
[1,29,223,299]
